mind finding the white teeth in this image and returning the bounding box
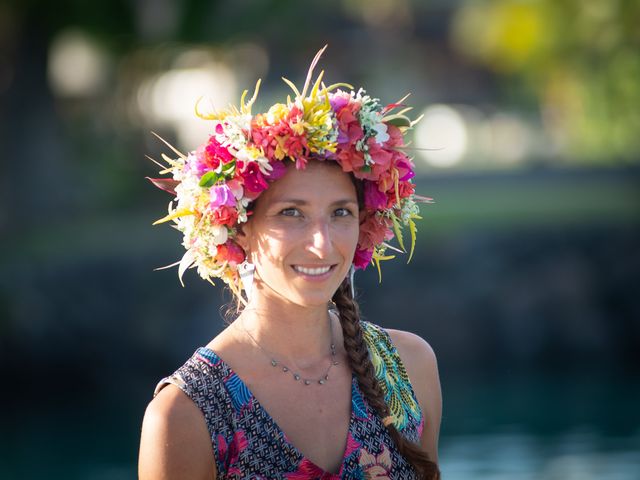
[294,265,332,276]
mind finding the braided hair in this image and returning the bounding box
[332,279,441,480]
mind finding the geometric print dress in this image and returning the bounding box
[154,320,425,479]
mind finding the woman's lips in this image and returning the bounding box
[291,264,337,280]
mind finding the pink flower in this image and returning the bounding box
[353,247,373,270]
[241,162,269,194]
[210,184,236,208]
[363,181,387,211]
[195,135,234,176]
[216,430,248,476]
[336,148,365,173]
[395,156,415,181]
[385,124,405,148]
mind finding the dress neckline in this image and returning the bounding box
[196,346,357,478]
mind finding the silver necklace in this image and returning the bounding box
[241,315,339,386]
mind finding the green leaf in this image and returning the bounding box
[199,171,219,188]
[408,218,417,263]
[383,114,412,127]
[391,214,406,252]
[221,161,236,176]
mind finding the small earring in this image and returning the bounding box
[349,264,355,299]
[238,261,255,300]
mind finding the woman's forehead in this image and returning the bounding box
[265,161,358,202]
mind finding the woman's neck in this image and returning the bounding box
[237,294,335,370]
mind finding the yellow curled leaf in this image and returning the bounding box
[281,77,301,99]
[373,253,396,283]
[152,132,186,160]
[410,113,425,128]
[324,82,353,92]
[152,208,194,225]
[241,79,262,114]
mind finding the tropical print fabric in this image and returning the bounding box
[154,320,425,479]
[361,321,423,432]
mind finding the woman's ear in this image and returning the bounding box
[235,222,251,253]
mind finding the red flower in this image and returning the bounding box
[215,240,246,266]
[386,180,415,208]
[358,211,393,251]
[212,206,239,227]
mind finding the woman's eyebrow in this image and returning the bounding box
[272,198,358,206]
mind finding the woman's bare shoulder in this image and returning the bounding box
[384,328,438,371]
[139,384,216,480]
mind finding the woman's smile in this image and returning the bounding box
[292,264,337,279]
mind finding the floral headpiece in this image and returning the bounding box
[148,46,431,296]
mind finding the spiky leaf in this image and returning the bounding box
[408,217,417,263]
[391,214,406,252]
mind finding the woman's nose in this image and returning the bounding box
[307,220,332,257]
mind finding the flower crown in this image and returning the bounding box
[148,46,431,296]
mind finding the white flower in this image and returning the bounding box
[373,122,389,144]
[210,224,228,245]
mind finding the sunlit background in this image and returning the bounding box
[1,0,639,478]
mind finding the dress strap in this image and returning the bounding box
[360,320,423,434]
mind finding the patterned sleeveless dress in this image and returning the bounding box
[154,320,425,479]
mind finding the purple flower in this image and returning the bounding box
[329,92,350,112]
[210,184,236,208]
[397,159,415,181]
[266,161,287,180]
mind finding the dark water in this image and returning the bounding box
[439,371,640,479]
[2,370,638,479]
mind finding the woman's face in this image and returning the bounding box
[238,161,360,308]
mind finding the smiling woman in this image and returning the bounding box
[235,161,360,308]
[138,47,441,479]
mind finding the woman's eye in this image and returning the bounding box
[280,208,301,217]
[334,208,353,217]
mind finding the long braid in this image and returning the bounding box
[332,279,441,480]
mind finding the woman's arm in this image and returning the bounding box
[385,328,442,463]
[139,384,217,480]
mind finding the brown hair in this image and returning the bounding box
[332,278,440,479]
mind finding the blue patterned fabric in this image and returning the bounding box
[154,320,425,479]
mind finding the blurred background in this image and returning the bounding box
[1,0,639,478]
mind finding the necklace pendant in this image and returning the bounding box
[271,359,278,367]
[294,374,300,381]
[318,379,325,385]
[304,379,311,385]
[282,366,288,372]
